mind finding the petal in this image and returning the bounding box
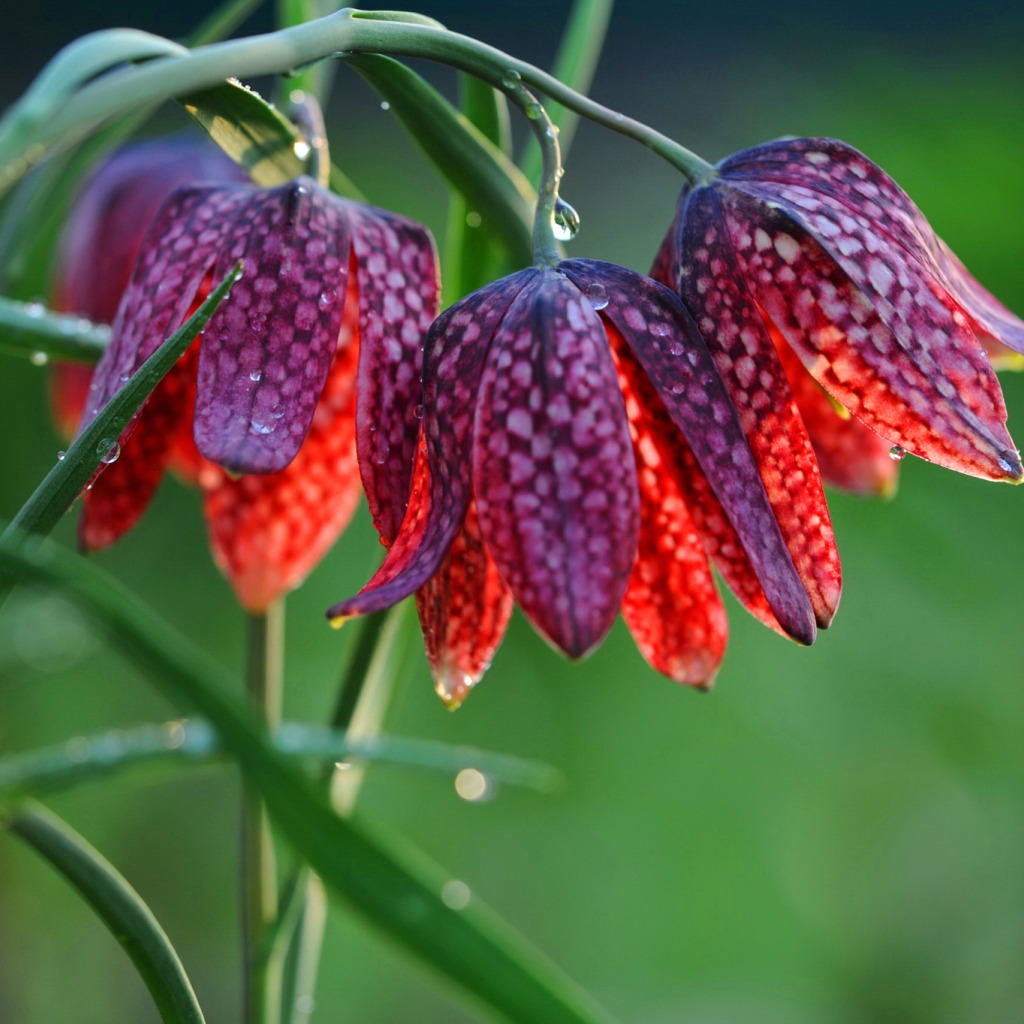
[721,137,1024,354]
[194,180,350,474]
[472,269,639,658]
[720,185,1021,481]
[78,355,197,551]
[674,187,841,627]
[349,204,440,546]
[612,332,727,686]
[415,499,513,709]
[203,296,361,611]
[771,325,899,495]
[561,259,816,646]
[326,271,533,622]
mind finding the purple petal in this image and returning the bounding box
[194,179,350,474]
[349,204,440,546]
[719,183,1020,480]
[327,271,533,621]
[561,258,816,645]
[473,269,639,657]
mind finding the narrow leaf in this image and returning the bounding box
[519,0,614,183]
[5,801,206,1024]
[3,263,241,540]
[0,297,108,363]
[345,53,534,266]
[0,534,616,1024]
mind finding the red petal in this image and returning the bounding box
[350,205,440,546]
[473,269,639,658]
[203,297,361,611]
[612,334,727,686]
[49,363,93,440]
[416,499,513,709]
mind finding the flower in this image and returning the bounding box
[65,142,439,611]
[651,136,1024,492]
[328,259,824,706]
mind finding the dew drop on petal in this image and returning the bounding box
[30,350,48,366]
[651,322,671,338]
[413,404,424,419]
[997,448,1021,473]
[250,419,275,435]
[97,438,120,464]
[249,369,262,382]
[889,445,906,462]
[118,372,130,384]
[583,282,608,310]
[249,312,268,332]
[318,288,337,311]
[552,198,580,242]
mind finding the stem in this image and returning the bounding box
[285,91,330,189]
[241,600,285,1024]
[1,9,713,195]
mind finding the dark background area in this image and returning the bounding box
[1,2,1023,1022]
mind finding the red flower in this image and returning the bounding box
[652,137,1023,491]
[329,260,819,706]
[61,141,439,611]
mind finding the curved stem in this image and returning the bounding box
[1,9,713,195]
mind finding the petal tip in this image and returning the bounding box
[434,666,478,711]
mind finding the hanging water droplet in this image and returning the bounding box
[25,301,45,318]
[889,444,906,462]
[97,438,120,464]
[997,448,1021,473]
[318,288,337,311]
[250,419,275,435]
[583,282,608,311]
[56,450,65,461]
[379,100,391,111]
[30,350,48,366]
[552,198,580,242]
[501,68,522,89]
[249,369,262,382]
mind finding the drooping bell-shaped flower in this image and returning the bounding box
[652,137,1024,490]
[62,141,439,611]
[329,259,822,706]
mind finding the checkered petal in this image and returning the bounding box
[472,269,639,658]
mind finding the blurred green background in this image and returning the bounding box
[2,2,1024,1022]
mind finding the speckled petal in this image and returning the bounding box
[719,187,1021,481]
[350,204,440,546]
[194,179,350,474]
[674,187,841,627]
[561,259,816,646]
[720,137,1024,354]
[202,295,361,611]
[771,323,898,495]
[78,355,198,551]
[326,271,533,622]
[611,329,727,686]
[415,499,513,709]
[472,269,638,657]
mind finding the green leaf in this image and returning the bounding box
[0,297,108,363]
[5,801,206,1024]
[345,53,535,267]
[2,263,241,540]
[0,535,617,1024]
[0,718,559,802]
[519,0,615,183]
[460,74,512,156]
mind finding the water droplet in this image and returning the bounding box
[25,301,44,318]
[651,323,671,337]
[997,448,1021,473]
[889,445,906,462]
[454,768,492,803]
[524,104,540,121]
[465,211,482,229]
[249,312,268,332]
[249,369,262,382]
[56,450,65,461]
[251,419,275,435]
[295,183,310,195]
[97,438,120,464]
[583,282,608,310]
[318,288,337,311]
[440,879,471,910]
[501,68,522,89]
[292,140,311,161]
[414,404,424,419]
[545,124,560,139]
[552,198,580,242]
[118,372,130,384]
[379,100,391,111]
[667,342,685,356]
[30,350,48,366]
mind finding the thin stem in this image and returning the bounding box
[285,91,330,189]
[241,600,285,1024]
[1,9,713,196]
